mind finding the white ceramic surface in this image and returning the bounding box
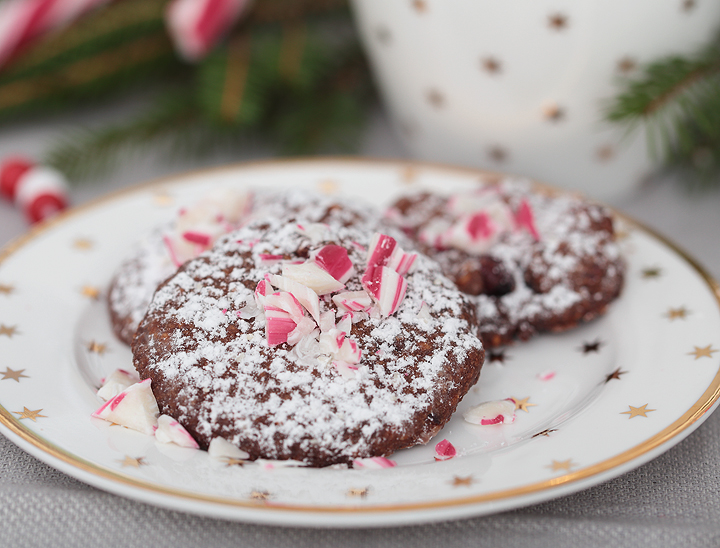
[0,159,719,527]
[350,1,720,200]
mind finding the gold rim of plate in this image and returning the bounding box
[1,157,719,514]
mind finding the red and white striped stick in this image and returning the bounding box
[165,0,252,61]
[0,0,111,69]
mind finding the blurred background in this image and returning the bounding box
[0,0,719,259]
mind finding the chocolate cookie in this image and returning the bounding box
[107,188,395,345]
[386,179,625,347]
[132,216,484,467]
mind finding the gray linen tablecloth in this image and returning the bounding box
[1,111,720,547]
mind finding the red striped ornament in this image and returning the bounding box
[0,156,69,223]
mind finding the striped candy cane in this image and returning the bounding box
[0,0,111,69]
[165,0,252,61]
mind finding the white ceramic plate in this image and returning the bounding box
[0,159,719,528]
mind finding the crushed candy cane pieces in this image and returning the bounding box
[155,415,199,449]
[463,399,516,426]
[97,368,141,402]
[434,439,457,461]
[352,456,397,469]
[208,437,250,460]
[92,379,159,435]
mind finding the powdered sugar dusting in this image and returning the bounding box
[134,211,484,466]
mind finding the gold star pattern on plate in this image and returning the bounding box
[580,339,603,354]
[401,165,419,184]
[688,345,719,360]
[119,456,146,468]
[481,57,501,74]
[548,13,568,31]
[426,89,445,109]
[0,324,18,338]
[347,487,369,498]
[73,238,94,250]
[250,490,271,501]
[223,458,246,467]
[511,396,537,413]
[543,104,565,122]
[488,350,508,363]
[641,267,661,279]
[1,367,29,382]
[596,145,615,161]
[547,459,575,472]
[666,307,690,320]
[317,179,339,195]
[532,428,557,438]
[0,283,14,296]
[621,404,655,418]
[87,340,108,355]
[153,190,173,206]
[604,368,627,383]
[450,475,476,487]
[13,407,47,422]
[81,285,101,300]
[488,146,508,163]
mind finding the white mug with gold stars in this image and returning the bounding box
[350,0,720,200]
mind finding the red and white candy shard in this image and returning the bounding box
[282,262,345,296]
[362,233,397,285]
[155,414,199,449]
[97,368,141,401]
[514,198,540,240]
[207,437,250,459]
[386,246,417,276]
[333,360,359,380]
[463,399,516,426]
[363,266,407,317]
[312,245,355,284]
[352,456,397,469]
[332,290,373,312]
[91,379,159,435]
[266,273,320,322]
[434,439,457,461]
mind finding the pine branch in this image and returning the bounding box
[44,91,201,182]
[606,31,720,187]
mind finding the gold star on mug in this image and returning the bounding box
[412,0,427,13]
[621,404,655,418]
[688,345,718,360]
[543,104,565,122]
[666,307,690,320]
[481,57,502,74]
[547,459,575,472]
[0,284,14,296]
[119,456,146,468]
[426,89,445,108]
[1,367,29,382]
[488,146,508,163]
[13,407,47,422]
[548,13,568,30]
[0,324,18,338]
[617,57,637,74]
[596,145,615,161]
[223,458,246,467]
[347,487,369,498]
[250,490,270,501]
